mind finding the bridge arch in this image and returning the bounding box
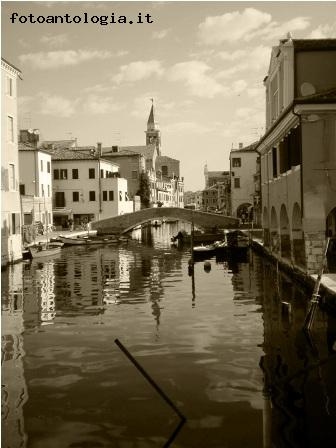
[91,207,239,235]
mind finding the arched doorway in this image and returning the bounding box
[270,207,279,253]
[263,207,270,247]
[280,204,291,260]
[292,202,305,267]
[326,206,336,272]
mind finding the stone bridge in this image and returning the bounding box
[91,207,239,235]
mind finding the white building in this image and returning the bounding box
[19,130,53,231]
[50,148,133,228]
[229,142,258,221]
[1,58,22,266]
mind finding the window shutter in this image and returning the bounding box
[15,213,21,234]
[1,168,9,191]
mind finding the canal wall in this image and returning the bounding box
[251,239,336,309]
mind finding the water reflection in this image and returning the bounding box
[1,224,335,447]
[1,263,28,448]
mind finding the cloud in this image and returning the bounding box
[198,8,310,44]
[112,60,163,84]
[168,61,225,98]
[218,46,270,73]
[83,84,113,94]
[232,79,248,94]
[308,22,336,38]
[255,16,310,40]
[152,29,170,39]
[198,8,271,44]
[40,33,68,47]
[19,49,112,69]
[164,121,214,135]
[39,93,76,117]
[82,95,122,115]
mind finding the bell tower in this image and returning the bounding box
[145,99,161,156]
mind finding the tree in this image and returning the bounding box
[136,171,151,208]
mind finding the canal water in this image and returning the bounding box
[2,223,336,448]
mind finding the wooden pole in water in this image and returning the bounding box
[190,211,194,263]
[303,237,330,332]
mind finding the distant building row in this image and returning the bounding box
[1,58,184,267]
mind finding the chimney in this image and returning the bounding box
[97,142,102,156]
[112,145,118,153]
[238,142,243,149]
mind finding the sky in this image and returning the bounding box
[2,1,336,191]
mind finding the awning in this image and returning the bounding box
[53,208,72,216]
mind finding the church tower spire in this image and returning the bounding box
[146,99,161,155]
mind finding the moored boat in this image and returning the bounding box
[59,235,120,246]
[29,243,63,259]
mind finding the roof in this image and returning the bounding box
[40,140,76,151]
[49,148,108,162]
[1,57,22,75]
[291,39,336,51]
[19,142,51,155]
[230,142,258,154]
[120,145,156,160]
[102,147,143,157]
[148,103,155,125]
[156,155,179,163]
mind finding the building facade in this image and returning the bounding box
[230,142,258,221]
[1,58,22,266]
[19,130,53,235]
[50,148,133,228]
[257,37,336,273]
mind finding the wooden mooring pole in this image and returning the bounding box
[303,237,330,332]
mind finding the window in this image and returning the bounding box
[72,168,78,179]
[40,160,43,172]
[9,164,15,190]
[119,191,122,201]
[8,116,14,142]
[89,168,95,179]
[125,192,129,201]
[89,191,96,201]
[55,192,65,207]
[103,191,108,201]
[105,170,109,178]
[11,213,20,235]
[272,147,278,178]
[73,191,79,202]
[54,169,59,180]
[109,191,114,201]
[100,169,104,178]
[234,178,240,188]
[19,184,25,195]
[47,161,51,173]
[132,170,138,179]
[47,185,50,197]
[60,169,68,180]
[6,77,13,96]
[232,158,241,167]
[41,184,44,196]
[24,213,32,225]
[162,165,168,176]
